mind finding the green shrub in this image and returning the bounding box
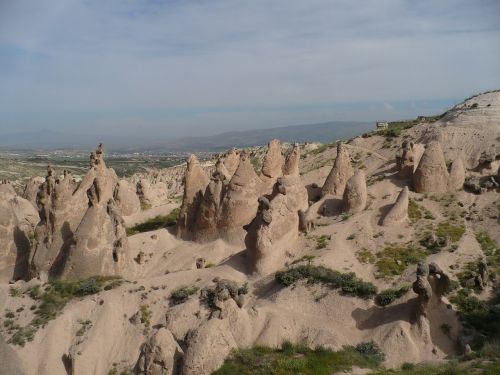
[139,304,152,329]
[213,341,384,375]
[476,231,500,274]
[375,243,428,278]
[436,221,465,243]
[375,285,410,306]
[126,208,180,235]
[356,248,376,264]
[408,200,422,222]
[316,235,330,249]
[354,341,385,363]
[170,285,199,305]
[275,265,377,299]
[9,287,21,297]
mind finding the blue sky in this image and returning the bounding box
[1,0,499,138]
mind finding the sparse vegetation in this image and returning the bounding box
[435,221,465,243]
[139,304,152,329]
[275,265,377,299]
[126,208,180,235]
[375,243,428,278]
[316,235,330,249]
[476,231,500,275]
[357,248,376,264]
[408,200,422,222]
[213,341,385,375]
[375,285,410,306]
[170,285,199,305]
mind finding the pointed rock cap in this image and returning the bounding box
[261,139,284,179]
[223,148,240,178]
[322,143,354,196]
[284,143,300,176]
[382,186,409,226]
[413,141,449,193]
[343,170,367,213]
[447,156,466,191]
[229,151,260,190]
[184,154,209,201]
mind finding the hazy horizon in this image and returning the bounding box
[1,0,500,139]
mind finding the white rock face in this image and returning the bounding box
[382,186,409,226]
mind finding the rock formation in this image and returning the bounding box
[134,328,184,375]
[283,143,300,177]
[260,139,285,192]
[30,144,126,279]
[447,157,466,191]
[382,186,409,226]
[176,155,209,240]
[396,141,415,179]
[0,189,38,282]
[321,143,353,196]
[0,180,16,195]
[222,148,240,178]
[412,262,432,318]
[428,262,451,297]
[413,141,449,193]
[114,179,141,216]
[22,177,45,206]
[342,170,367,213]
[245,175,308,274]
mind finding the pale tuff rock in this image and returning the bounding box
[382,186,409,226]
[245,175,308,275]
[114,179,141,216]
[413,141,449,193]
[217,152,261,243]
[193,171,226,241]
[61,192,129,279]
[215,159,231,181]
[137,178,170,208]
[261,139,284,179]
[30,144,123,279]
[22,176,45,206]
[0,180,16,195]
[222,148,240,178]
[0,192,38,282]
[283,143,300,177]
[396,141,415,179]
[321,143,354,196]
[0,335,23,375]
[428,262,451,297]
[134,328,184,375]
[447,157,466,191]
[412,262,432,319]
[342,170,367,213]
[176,154,210,240]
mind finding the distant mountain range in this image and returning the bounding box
[0,121,374,152]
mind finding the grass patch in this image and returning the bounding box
[316,235,330,249]
[375,243,428,278]
[213,341,384,375]
[139,304,152,329]
[408,200,422,222]
[275,265,377,299]
[375,285,410,306]
[476,231,500,275]
[170,285,199,305]
[126,208,180,235]
[436,221,465,243]
[357,248,376,264]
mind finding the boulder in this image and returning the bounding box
[343,170,367,213]
[321,143,353,196]
[134,328,184,375]
[382,187,409,226]
[413,142,449,193]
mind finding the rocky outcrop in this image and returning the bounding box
[447,157,466,191]
[412,262,432,319]
[283,143,300,177]
[260,139,284,193]
[245,175,308,274]
[30,144,126,279]
[114,179,141,216]
[0,190,38,282]
[413,141,449,193]
[223,148,240,178]
[22,176,45,206]
[321,143,353,196]
[134,328,184,375]
[396,141,415,179]
[382,187,409,226]
[0,180,16,195]
[176,155,209,240]
[342,170,367,213]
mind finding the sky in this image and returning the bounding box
[1,0,500,139]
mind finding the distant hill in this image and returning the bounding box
[0,121,374,152]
